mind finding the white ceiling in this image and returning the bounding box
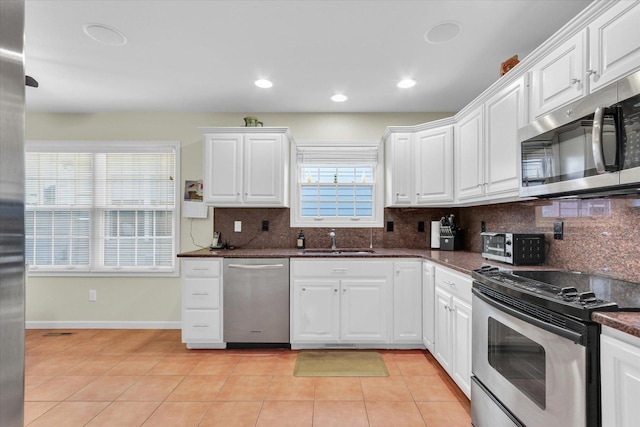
[25,0,592,113]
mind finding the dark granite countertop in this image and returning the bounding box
[592,312,640,339]
[179,247,640,339]
[177,247,548,276]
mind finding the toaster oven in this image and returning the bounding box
[481,232,545,265]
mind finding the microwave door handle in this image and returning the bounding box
[592,106,607,174]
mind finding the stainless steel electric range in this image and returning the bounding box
[471,266,640,427]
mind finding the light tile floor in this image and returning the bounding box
[24,329,471,426]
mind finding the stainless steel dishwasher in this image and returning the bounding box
[223,258,290,348]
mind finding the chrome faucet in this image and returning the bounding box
[329,229,337,250]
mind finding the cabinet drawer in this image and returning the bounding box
[183,278,220,309]
[182,309,221,342]
[183,259,221,278]
[435,266,472,302]
[291,259,391,278]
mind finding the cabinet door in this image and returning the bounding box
[601,332,640,427]
[415,126,454,204]
[182,309,222,342]
[455,106,485,202]
[422,262,435,353]
[529,30,587,120]
[433,286,452,372]
[244,133,287,206]
[393,261,422,343]
[451,296,472,398]
[484,76,525,199]
[589,1,640,92]
[203,134,243,204]
[385,133,414,206]
[341,279,388,342]
[291,279,340,343]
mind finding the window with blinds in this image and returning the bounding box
[291,141,383,228]
[25,141,179,275]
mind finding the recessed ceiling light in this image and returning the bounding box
[424,21,462,44]
[397,79,416,89]
[82,23,127,46]
[255,79,273,88]
[331,94,348,103]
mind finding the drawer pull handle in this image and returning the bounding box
[228,264,284,270]
[193,324,209,328]
[192,292,209,296]
[442,280,456,287]
[192,268,210,271]
[331,268,348,274]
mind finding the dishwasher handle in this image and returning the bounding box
[227,263,285,270]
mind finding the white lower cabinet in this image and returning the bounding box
[433,265,472,398]
[601,326,640,427]
[422,261,436,353]
[393,260,423,343]
[290,258,423,349]
[291,259,392,347]
[181,258,225,349]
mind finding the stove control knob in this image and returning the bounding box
[559,287,578,300]
[505,240,512,245]
[579,291,597,304]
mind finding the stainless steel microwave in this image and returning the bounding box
[519,69,640,198]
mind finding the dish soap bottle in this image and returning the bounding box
[296,230,305,249]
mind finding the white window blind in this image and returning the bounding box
[291,141,383,228]
[25,141,179,275]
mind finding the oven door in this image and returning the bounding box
[472,290,587,427]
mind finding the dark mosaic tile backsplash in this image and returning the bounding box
[214,195,640,282]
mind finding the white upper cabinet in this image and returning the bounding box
[484,75,526,198]
[202,128,290,207]
[455,76,525,204]
[385,132,414,206]
[415,126,454,204]
[589,0,640,92]
[384,119,454,207]
[455,105,485,202]
[528,1,640,121]
[529,30,587,120]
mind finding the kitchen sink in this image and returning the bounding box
[301,248,376,255]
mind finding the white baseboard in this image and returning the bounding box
[25,321,181,330]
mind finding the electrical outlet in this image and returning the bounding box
[481,221,486,232]
[386,221,394,232]
[234,221,242,232]
[418,221,425,232]
[554,221,564,240]
[89,289,97,302]
[261,220,269,231]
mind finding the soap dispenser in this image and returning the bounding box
[296,230,305,249]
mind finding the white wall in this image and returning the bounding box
[25,111,452,327]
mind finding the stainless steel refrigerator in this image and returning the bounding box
[0,0,26,426]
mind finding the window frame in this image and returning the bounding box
[290,140,384,228]
[25,140,181,277]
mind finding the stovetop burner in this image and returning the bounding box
[472,266,640,321]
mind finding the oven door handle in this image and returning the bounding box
[473,289,585,345]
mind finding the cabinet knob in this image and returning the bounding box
[586,69,597,77]
[334,288,338,293]
[570,78,581,85]
[566,109,574,117]
[302,288,306,291]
